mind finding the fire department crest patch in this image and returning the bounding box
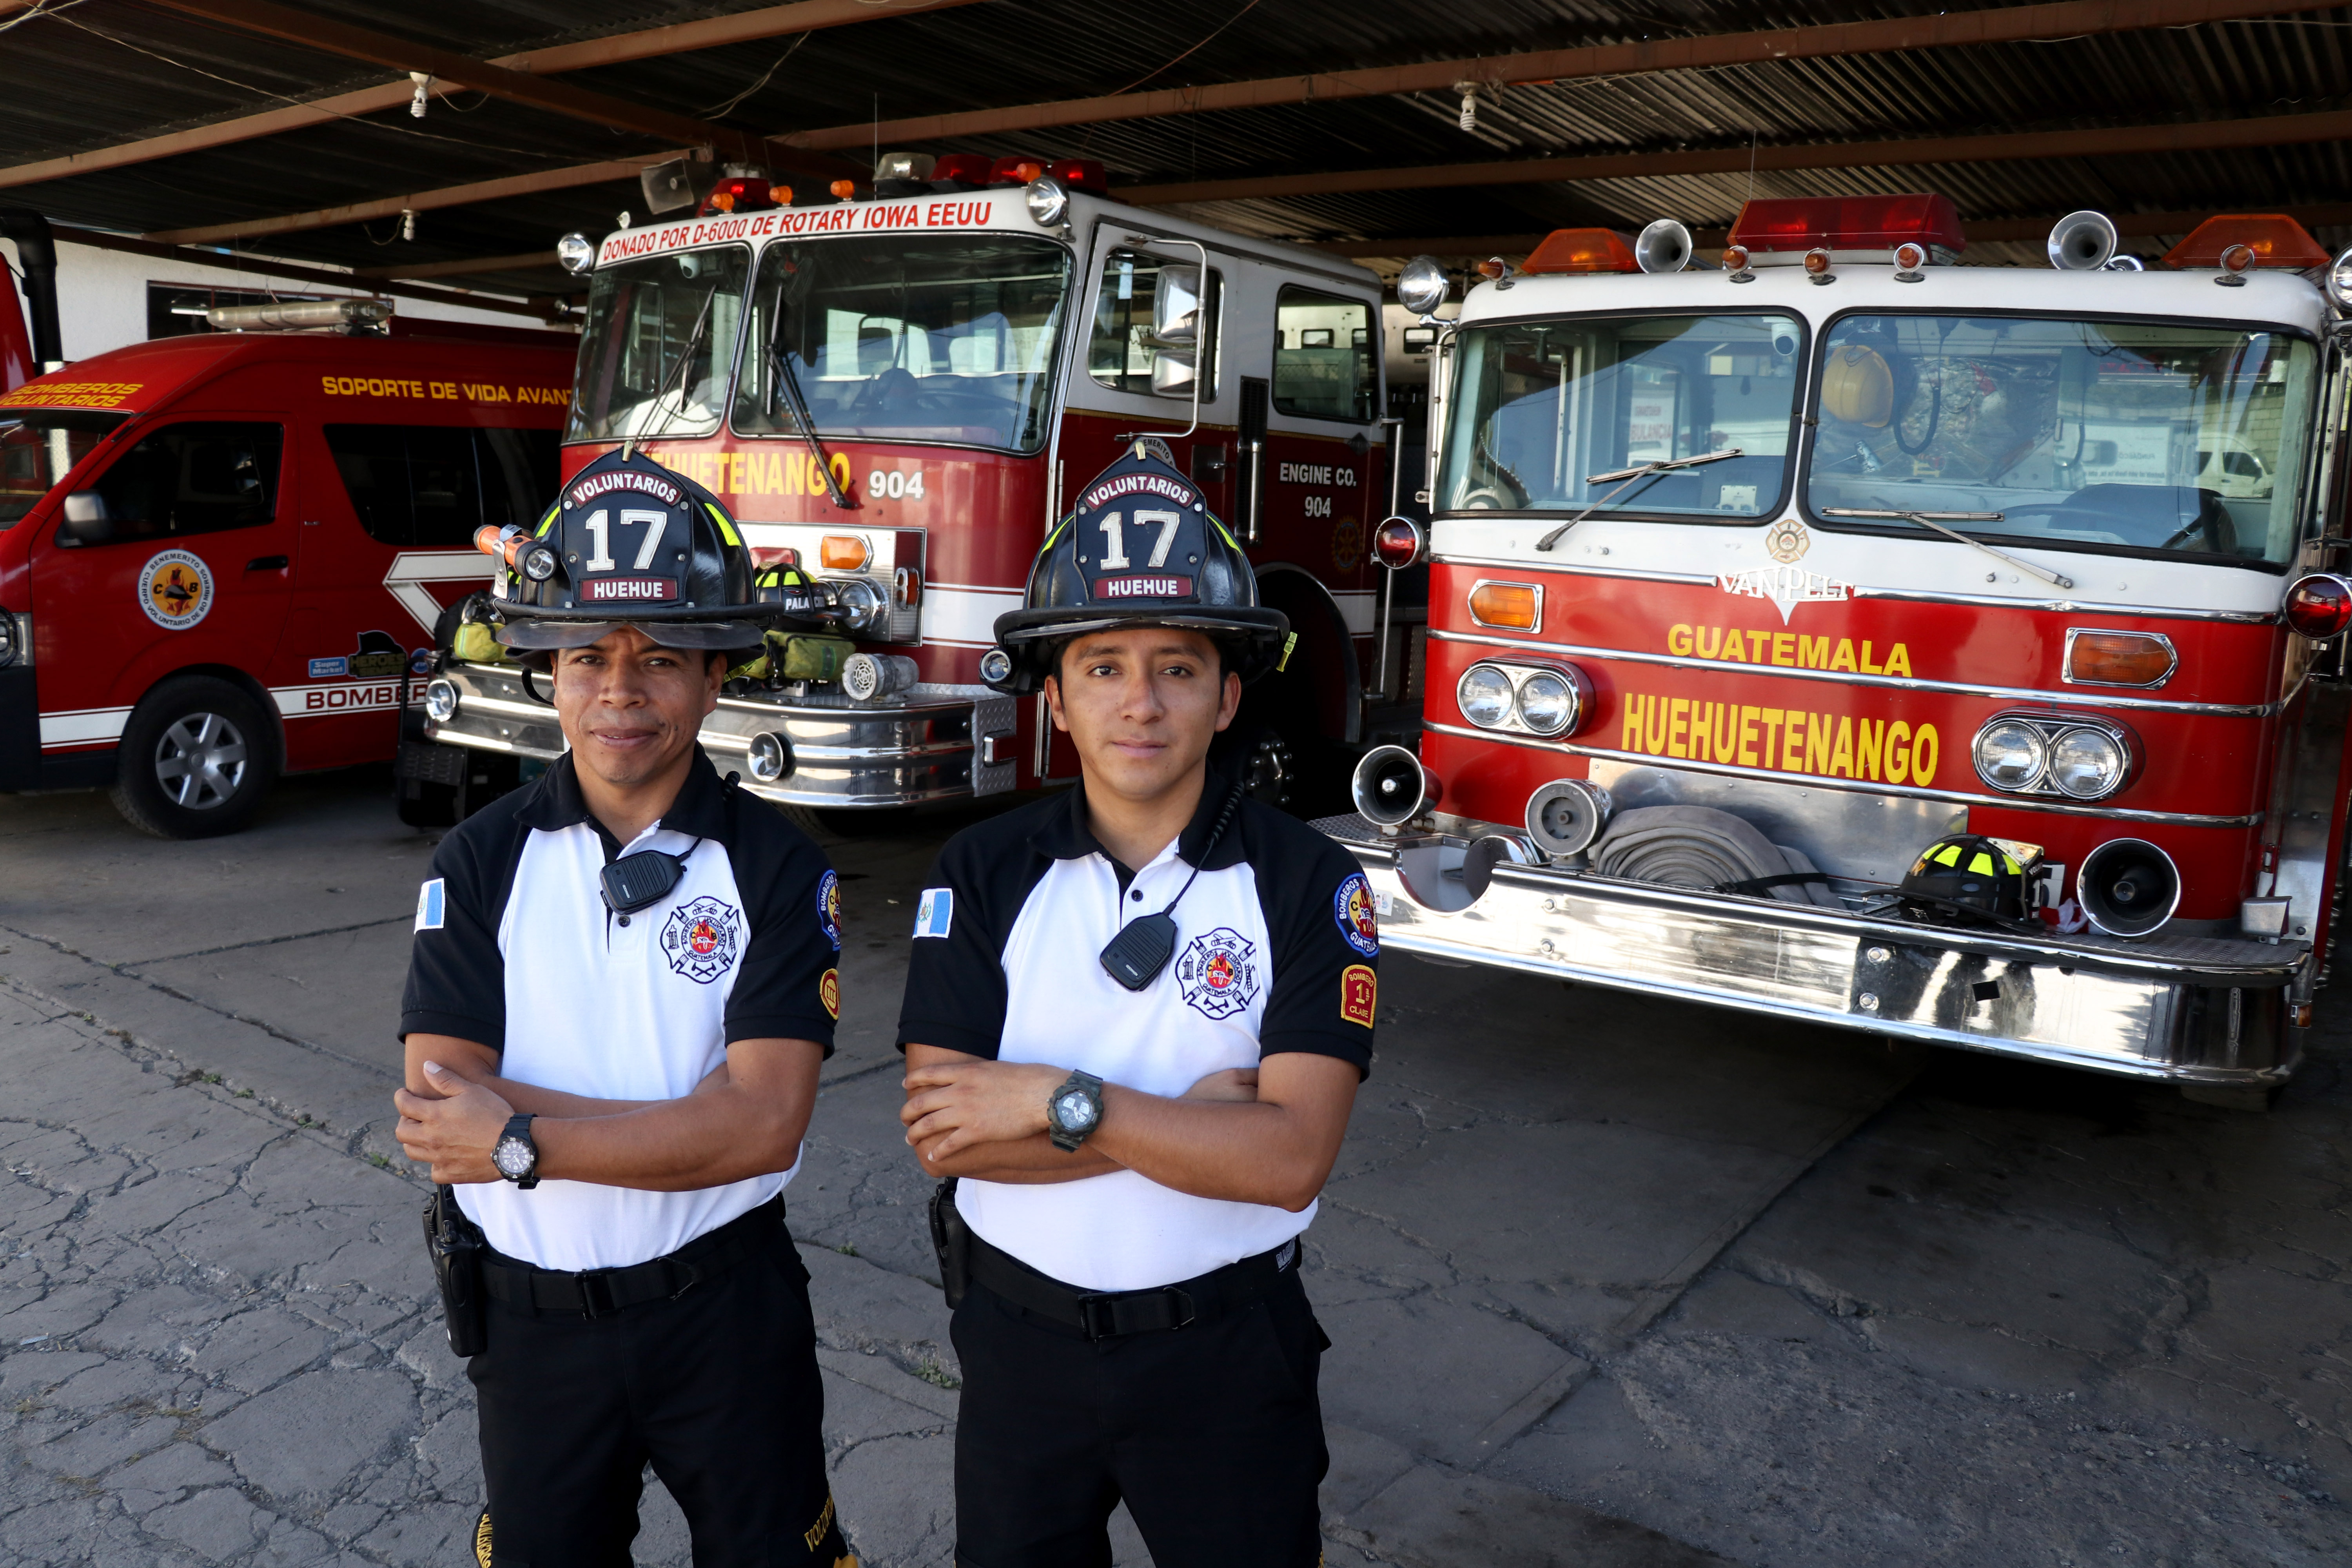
[1334,872,1379,956]
[661,895,740,984]
[1764,517,1811,563]
[1175,927,1260,1021]
[138,549,214,630]
[816,869,840,949]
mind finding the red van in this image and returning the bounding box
[0,321,574,836]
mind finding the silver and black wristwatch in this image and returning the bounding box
[1045,1071,1105,1153]
[492,1113,539,1189]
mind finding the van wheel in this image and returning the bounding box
[110,677,278,839]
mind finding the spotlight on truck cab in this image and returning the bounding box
[557,232,595,274]
[1397,255,1450,319]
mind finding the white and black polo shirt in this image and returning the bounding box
[897,781,1379,1292]
[401,751,840,1273]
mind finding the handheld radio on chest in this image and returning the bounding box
[1099,781,1243,990]
[601,840,698,915]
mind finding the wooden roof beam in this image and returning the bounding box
[778,0,2345,153]
[143,156,657,246]
[50,224,572,320]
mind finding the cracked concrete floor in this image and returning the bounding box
[0,766,2346,1566]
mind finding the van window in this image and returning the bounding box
[325,425,559,547]
[92,423,282,542]
[0,412,122,526]
[1089,249,1219,397]
[1274,287,1376,423]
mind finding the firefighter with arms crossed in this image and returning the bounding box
[394,449,855,1566]
[898,444,1379,1568]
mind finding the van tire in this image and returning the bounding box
[110,677,279,839]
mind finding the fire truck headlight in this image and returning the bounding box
[1024,176,1069,227]
[424,679,459,722]
[1972,719,2047,792]
[1457,664,1514,729]
[1397,256,1450,318]
[2048,727,2127,800]
[557,232,595,275]
[834,576,886,633]
[0,613,16,668]
[1514,671,1579,735]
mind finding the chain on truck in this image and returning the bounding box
[1328,193,2352,1100]
[412,154,1399,830]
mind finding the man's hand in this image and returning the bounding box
[900,1058,1067,1163]
[394,1059,517,1184]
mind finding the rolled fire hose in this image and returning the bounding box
[1588,805,1842,909]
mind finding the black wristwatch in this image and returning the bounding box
[492,1113,539,1189]
[1045,1071,1105,1153]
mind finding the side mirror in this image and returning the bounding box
[1150,265,1201,347]
[58,490,114,546]
[1150,351,1197,399]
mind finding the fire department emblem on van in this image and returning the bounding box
[1175,927,1260,1021]
[138,550,214,631]
[661,895,741,984]
[1764,518,1810,563]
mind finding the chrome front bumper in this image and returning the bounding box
[425,662,1017,809]
[1320,814,2309,1085]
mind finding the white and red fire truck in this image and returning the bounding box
[1334,194,2352,1095]
[417,156,1395,820]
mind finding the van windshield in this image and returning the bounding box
[1805,315,2320,567]
[733,234,1069,453]
[0,412,128,526]
[1438,313,1804,519]
[568,246,751,443]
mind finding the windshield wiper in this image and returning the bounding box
[764,336,855,510]
[1819,508,2074,590]
[622,287,716,461]
[1535,448,1742,551]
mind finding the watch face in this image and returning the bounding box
[1053,1091,1098,1131]
[493,1137,532,1179]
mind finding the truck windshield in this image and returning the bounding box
[568,245,751,443]
[0,412,127,526]
[733,234,1069,453]
[1438,312,1804,519]
[1805,315,2320,567]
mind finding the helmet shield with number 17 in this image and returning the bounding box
[985,443,1290,695]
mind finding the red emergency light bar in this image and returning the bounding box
[1727,192,1966,255]
[931,153,993,187]
[2162,214,2329,271]
[1519,228,1639,275]
[1047,158,1108,194]
[990,156,1046,187]
[700,175,781,216]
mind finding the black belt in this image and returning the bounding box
[965,1228,1298,1341]
[480,1195,785,1319]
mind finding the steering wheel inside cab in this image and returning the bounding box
[2020,483,2237,554]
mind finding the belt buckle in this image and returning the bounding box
[576,1269,618,1319]
[1076,1294,1118,1341]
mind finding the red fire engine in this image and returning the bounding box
[414,156,1394,825]
[0,214,573,836]
[1336,195,2352,1097]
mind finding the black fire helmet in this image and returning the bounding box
[983,442,1291,695]
[491,448,822,662]
[1897,833,2032,926]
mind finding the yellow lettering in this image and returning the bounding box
[1911,724,1940,785]
[1885,721,1912,785]
[1831,716,1854,778]
[1737,707,1760,766]
[1800,635,1832,669]
[1689,701,1713,762]
[1644,694,1670,755]
[1668,698,1690,759]
[1831,639,1857,673]
[1711,703,1739,763]
[1780,710,1806,770]
[1721,628,1746,662]
[1696,626,1724,660]
[1771,632,1796,667]
[1860,640,1883,676]
[1622,693,1647,753]
[1856,719,1884,782]
[1759,709,1785,769]
[1669,624,1693,657]
[1806,713,1833,774]
[1882,643,1911,678]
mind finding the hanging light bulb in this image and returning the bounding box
[400,208,417,242]
[1455,81,1478,134]
[409,72,432,119]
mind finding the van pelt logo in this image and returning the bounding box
[1175,927,1260,1021]
[661,896,741,984]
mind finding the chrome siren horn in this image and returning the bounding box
[1524,777,1612,859]
[2047,210,2119,272]
[1635,218,1695,275]
[2076,837,2181,938]
[1352,744,1441,828]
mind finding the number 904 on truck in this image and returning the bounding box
[1330,195,2352,1098]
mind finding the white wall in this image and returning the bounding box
[3,237,563,362]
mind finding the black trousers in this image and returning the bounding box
[949,1264,1330,1568]
[466,1219,850,1568]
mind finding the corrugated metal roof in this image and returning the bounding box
[2,1,2349,289]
